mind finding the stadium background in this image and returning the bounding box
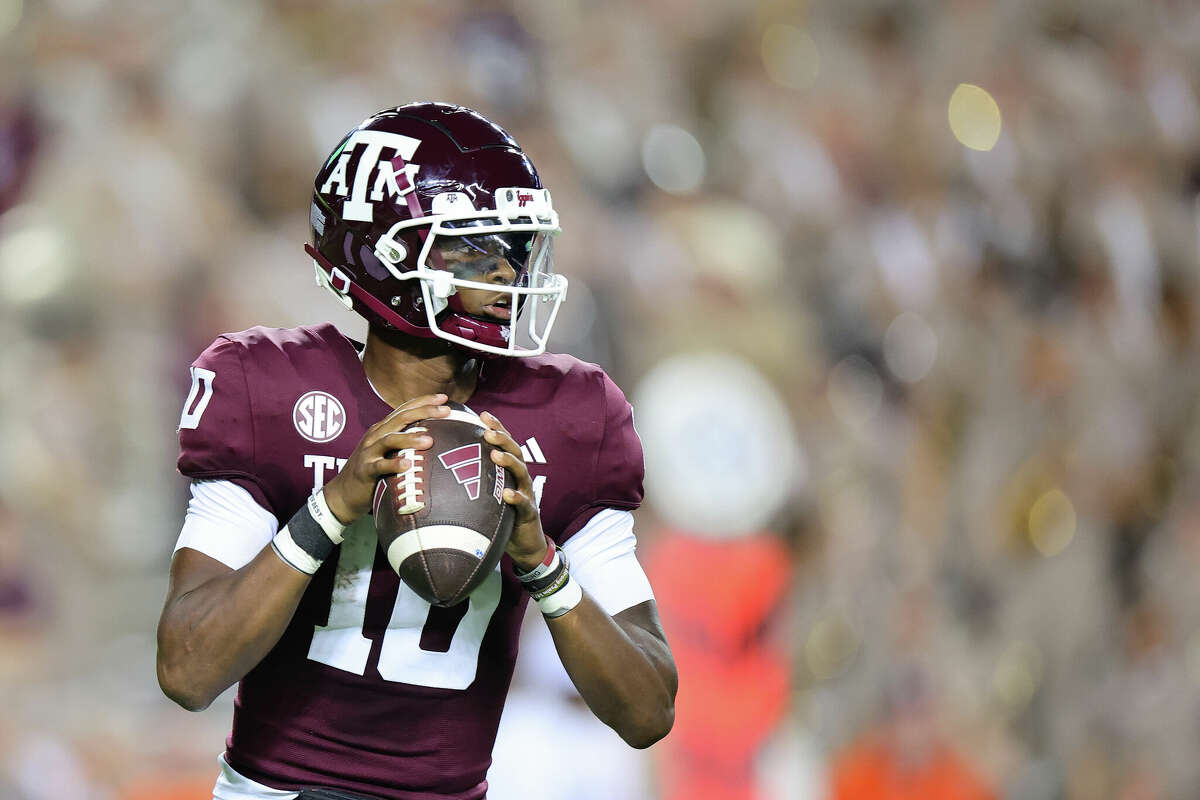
[2,0,1199,797]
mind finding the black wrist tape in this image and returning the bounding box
[287,502,338,563]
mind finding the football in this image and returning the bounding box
[372,402,515,607]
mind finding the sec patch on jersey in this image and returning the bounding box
[372,402,516,607]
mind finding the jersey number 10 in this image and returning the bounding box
[306,517,501,689]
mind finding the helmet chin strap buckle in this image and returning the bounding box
[328,267,352,294]
[312,260,354,311]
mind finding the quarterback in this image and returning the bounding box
[156,103,677,800]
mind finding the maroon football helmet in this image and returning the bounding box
[307,102,566,356]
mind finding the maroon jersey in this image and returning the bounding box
[176,323,644,799]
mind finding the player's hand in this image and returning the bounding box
[323,394,452,525]
[481,411,549,571]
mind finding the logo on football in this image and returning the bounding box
[438,444,484,500]
[372,402,515,607]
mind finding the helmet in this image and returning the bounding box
[306,102,567,357]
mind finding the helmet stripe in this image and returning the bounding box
[387,152,447,272]
[390,152,426,223]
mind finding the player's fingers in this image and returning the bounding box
[490,447,531,491]
[502,487,539,521]
[372,394,449,429]
[372,453,412,477]
[390,402,452,429]
[480,413,525,465]
[482,425,521,460]
[395,393,448,415]
[371,430,434,454]
[480,411,512,438]
[365,406,448,446]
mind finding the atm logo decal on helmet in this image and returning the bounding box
[318,129,422,224]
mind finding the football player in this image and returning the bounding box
[156,103,677,800]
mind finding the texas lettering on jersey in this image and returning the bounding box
[176,323,643,800]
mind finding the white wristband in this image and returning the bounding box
[537,572,583,618]
[308,489,347,544]
[272,526,324,575]
[517,548,561,583]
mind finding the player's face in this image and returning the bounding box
[436,232,532,321]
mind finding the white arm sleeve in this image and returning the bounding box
[560,509,654,616]
[174,479,279,570]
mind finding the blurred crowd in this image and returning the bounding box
[2,0,1199,798]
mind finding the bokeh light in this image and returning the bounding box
[1028,489,1076,557]
[660,200,784,289]
[806,612,859,681]
[642,124,706,194]
[0,217,71,305]
[761,23,820,90]
[992,641,1043,717]
[551,88,639,192]
[883,311,938,383]
[948,83,1002,151]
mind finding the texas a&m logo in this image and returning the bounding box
[319,129,422,223]
[438,444,483,500]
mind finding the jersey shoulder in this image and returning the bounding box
[177,322,360,513]
[188,322,358,399]
[483,352,644,541]
[521,350,601,376]
[208,322,353,368]
[527,353,637,431]
[485,350,618,403]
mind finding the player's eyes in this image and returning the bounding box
[440,238,528,268]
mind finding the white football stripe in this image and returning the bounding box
[525,436,546,463]
[443,409,483,426]
[384,525,493,574]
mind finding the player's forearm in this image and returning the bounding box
[546,597,677,748]
[157,547,310,711]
